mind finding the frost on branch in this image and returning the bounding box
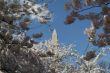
[1,0,52,24]
[0,26,110,73]
[28,40,110,73]
[30,40,76,73]
[29,37,110,73]
[0,0,52,73]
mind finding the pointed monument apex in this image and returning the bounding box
[51,29,58,46]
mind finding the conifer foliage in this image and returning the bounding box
[0,0,52,73]
[64,0,110,47]
[0,0,110,73]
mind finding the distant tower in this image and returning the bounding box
[51,29,58,46]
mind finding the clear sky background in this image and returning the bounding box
[28,0,97,52]
[28,0,110,62]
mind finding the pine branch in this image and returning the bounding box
[78,2,110,13]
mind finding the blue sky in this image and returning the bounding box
[27,0,110,61]
[28,0,97,53]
